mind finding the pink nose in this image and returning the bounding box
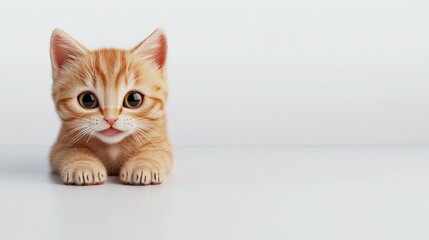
[104,117,118,126]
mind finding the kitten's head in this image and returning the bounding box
[50,28,168,144]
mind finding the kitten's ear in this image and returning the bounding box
[50,28,88,73]
[131,28,167,70]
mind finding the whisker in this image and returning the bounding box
[85,129,97,144]
[68,128,93,146]
[64,114,92,122]
[133,123,160,137]
[132,131,145,145]
[64,124,89,138]
[134,128,155,145]
[135,124,158,135]
[135,129,146,143]
[71,129,92,145]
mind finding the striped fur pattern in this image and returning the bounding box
[49,28,173,185]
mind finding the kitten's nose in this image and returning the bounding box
[104,117,118,126]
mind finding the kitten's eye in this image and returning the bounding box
[78,92,98,109]
[123,91,144,109]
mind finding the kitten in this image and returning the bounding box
[49,28,173,185]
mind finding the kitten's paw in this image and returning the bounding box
[60,161,107,185]
[119,161,164,185]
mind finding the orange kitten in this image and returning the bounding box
[49,28,173,185]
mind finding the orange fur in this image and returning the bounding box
[49,28,173,185]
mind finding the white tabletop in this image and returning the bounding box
[1,146,428,240]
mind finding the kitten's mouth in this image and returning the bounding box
[99,127,123,136]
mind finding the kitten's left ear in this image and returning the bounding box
[50,28,88,74]
[131,28,168,70]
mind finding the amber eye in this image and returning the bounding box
[123,91,144,108]
[78,92,98,109]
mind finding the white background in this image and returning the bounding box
[1,0,429,146]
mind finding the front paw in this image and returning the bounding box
[60,161,107,185]
[119,161,164,185]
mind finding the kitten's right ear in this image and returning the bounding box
[50,28,88,74]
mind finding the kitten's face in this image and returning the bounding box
[50,29,168,144]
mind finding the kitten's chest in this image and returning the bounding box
[107,146,120,160]
[97,145,127,175]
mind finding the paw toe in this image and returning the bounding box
[132,171,142,184]
[120,163,164,186]
[61,161,106,186]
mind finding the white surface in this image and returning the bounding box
[1,146,429,240]
[1,1,429,145]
